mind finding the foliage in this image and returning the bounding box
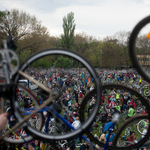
[31,57,53,68]
[19,50,31,64]
[48,36,61,48]
[0,11,6,18]
[60,12,76,49]
[113,31,131,67]
[0,8,49,55]
[54,56,72,68]
[0,9,37,42]
[0,9,139,68]
[85,41,103,68]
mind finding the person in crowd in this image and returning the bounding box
[101,113,108,132]
[74,90,79,103]
[80,141,89,150]
[70,104,75,112]
[68,112,74,124]
[109,100,116,109]
[130,99,136,108]
[99,134,106,150]
[78,90,84,99]
[110,95,116,102]
[126,105,135,120]
[110,89,116,98]
[34,140,41,150]
[108,95,111,104]
[78,91,84,103]
[123,94,129,111]
[63,97,69,107]
[105,130,115,146]
[120,95,124,112]
[72,117,81,147]
[90,85,94,91]
[127,131,136,146]
[68,99,72,110]
[114,102,121,113]
[101,92,105,105]
[107,112,112,122]
[81,85,86,96]
[116,91,120,102]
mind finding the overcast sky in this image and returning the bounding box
[0,0,150,39]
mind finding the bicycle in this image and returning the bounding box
[129,15,150,83]
[79,84,150,150]
[0,38,101,146]
[1,84,44,145]
[112,114,149,150]
[137,119,149,135]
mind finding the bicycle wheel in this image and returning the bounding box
[137,119,149,135]
[129,15,150,83]
[1,84,44,144]
[112,114,149,150]
[79,84,150,150]
[12,48,101,141]
[41,141,59,150]
[117,141,134,147]
[125,126,132,136]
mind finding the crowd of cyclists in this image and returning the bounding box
[1,67,150,150]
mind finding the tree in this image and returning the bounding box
[101,37,122,68]
[113,31,131,67]
[54,56,72,68]
[48,36,61,48]
[0,9,36,42]
[0,9,48,44]
[134,34,150,66]
[85,41,103,68]
[72,32,89,54]
[0,9,49,55]
[0,11,6,18]
[17,29,49,56]
[60,12,76,49]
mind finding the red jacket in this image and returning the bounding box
[109,102,116,109]
[78,92,83,98]
[108,95,111,104]
[102,95,105,102]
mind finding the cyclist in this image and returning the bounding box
[105,130,115,146]
[34,140,41,150]
[72,117,81,147]
[100,112,108,132]
[127,131,136,146]
[96,133,106,150]
[141,124,148,139]
[129,99,136,108]
[126,105,135,120]
[114,102,121,113]
[116,91,120,102]
[107,112,112,122]
[80,141,89,150]
[109,100,116,109]
[123,93,129,111]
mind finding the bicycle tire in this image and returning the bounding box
[41,141,59,150]
[79,84,150,150]
[12,48,101,141]
[129,15,150,82]
[124,126,132,136]
[117,141,134,147]
[137,119,148,135]
[112,114,149,150]
[2,84,44,144]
